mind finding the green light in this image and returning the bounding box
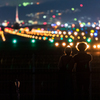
[60,38,63,40]
[23,2,30,6]
[19,4,21,7]
[68,38,73,43]
[50,17,53,20]
[19,31,21,33]
[31,39,35,43]
[56,13,58,16]
[73,28,75,30]
[50,39,54,43]
[87,38,91,43]
[74,18,77,21]
[82,22,86,25]
[12,39,17,43]
[71,8,74,11]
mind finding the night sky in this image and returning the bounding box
[0,0,100,22]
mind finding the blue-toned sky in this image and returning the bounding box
[0,0,100,22]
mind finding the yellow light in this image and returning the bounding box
[55,26,58,28]
[52,37,54,39]
[20,28,24,31]
[88,22,91,25]
[60,35,63,38]
[90,30,94,33]
[56,34,59,37]
[74,32,78,36]
[39,37,42,40]
[77,36,80,39]
[49,38,51,41]
[71,36,75,39]
[49,31,51,34]
[55,42,59,47]
[37,33,39,35]
[62,42,66,47]
[83,36,86,39]
[65,35,68,38]
[50,34,52,37]
[90,33,93,37]
[67,45,71,47]
[69,43,73,46]
[32,36,35,38]
[68,31,71,35]
[53,34,55,37]
[43,37,46,40]
[76,29,80,32]
[63,31,66,35]
[93,45,96,49]
[97,45,100,48]
[95,37,98,41]
[25,29,29,32]
[81,32,85,36]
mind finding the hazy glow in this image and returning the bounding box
[62,42,66,47]
[55,42,59,47]
[76,42,89,51]
[93,45,96,49]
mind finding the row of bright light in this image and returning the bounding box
[55,42,100,49]
[4,30,99,46]
[12,38,100,49]
[5,29,99,42]
[5,28,98,36]
[3,29,100,49]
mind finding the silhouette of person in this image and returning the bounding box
[73,42,92,100]
[57,47,74,100]
[15,79,20,100]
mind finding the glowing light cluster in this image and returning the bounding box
[0,31,6,41]
[93,44,100,49]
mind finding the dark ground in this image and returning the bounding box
[0,33,100,100]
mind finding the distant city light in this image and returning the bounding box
[43,22,47,25]
[94,33,98,37]
[71,8,75,11]
[56,21,61,26]
[52,15,56,18]
[37,2,40,5]
[74,18,77,21]
[80,4,83,7]
[92,24,95,28]
[65,23,68,27]
[43,15,47,19]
